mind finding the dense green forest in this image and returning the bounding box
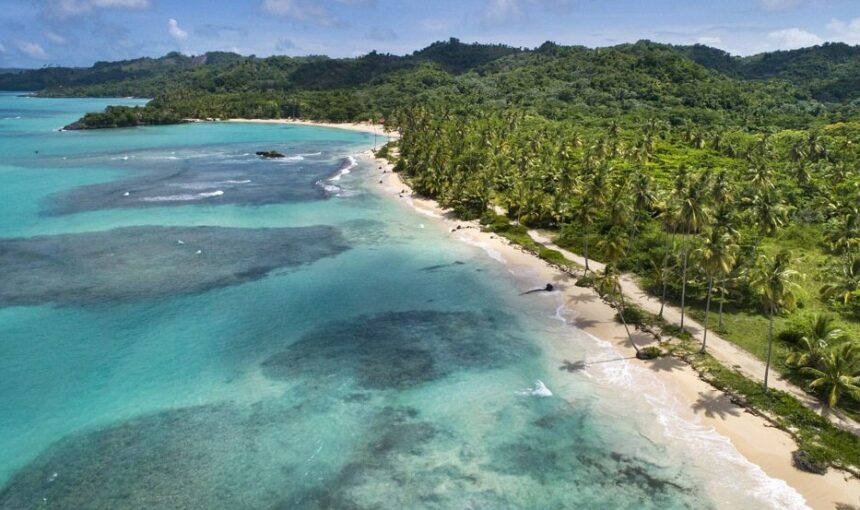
[6,38,860,464]
[3,39,860,129]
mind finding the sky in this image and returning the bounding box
[1,0,859,68]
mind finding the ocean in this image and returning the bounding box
[0,92,807,509]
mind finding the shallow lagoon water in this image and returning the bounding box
[0,92,807,509]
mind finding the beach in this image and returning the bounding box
[225,118,396,137]
[225,117,860,507]
[358,147,860,509]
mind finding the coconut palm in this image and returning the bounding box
[824,207,860,255]
[676,173,709,329]
[597,228,640,356]
[630,169,655,246]
[787,314,846,369]
[695,229,738,353]
[801,342,860,408]
[577,165,609,276]
[744,189,788,244]
[820,254,860,307]
[749,250,802,392]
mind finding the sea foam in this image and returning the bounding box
[329,156,358,182]
[140,190,224,202]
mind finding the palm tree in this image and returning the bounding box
[577,165,609,276]
[630,170,655,246]
[655,191,681,319]
[787,314,846,369]
[749,250,802,392]
[597,228,640,356]
[677,173,709,329]
[801,342,860,408]
[820,254,860,307]
[696,229,738,353]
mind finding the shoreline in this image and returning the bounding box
[357,149,860,509]
[221,118,397,138]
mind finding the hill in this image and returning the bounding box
[2,39,859,129]
[677,42,860,102]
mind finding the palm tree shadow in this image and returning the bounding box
[573,317,601,329]
[559,360,587,372]
[551,273,576,284]
[835,504,859,510]
[628,330,657,348]
[559,356,633,373]
[567,293,598,304]
[645,357,686,373]
[691,392,743,420]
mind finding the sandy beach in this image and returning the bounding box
[223,118,397,138]
[213,116,859,507]
[357,148,860,509]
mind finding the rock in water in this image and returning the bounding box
[256,150,285,159]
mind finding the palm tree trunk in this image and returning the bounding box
[659,227,677,318]
[700,277,713,353]
[583,230,590,276]
[764,304,774,393]
[616,284,639,355]
[717,280,725,330]
[680,231,689,329]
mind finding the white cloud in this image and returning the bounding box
[168,18,188,41]
[767,27,823,49]
[16,41,48,59]
[697,36,722,46]
[0,43,6,54]
[479,0,574,25]
[826,17,860,44]
[759,0,803,10]
[44,31,68,44]
[261,0,338,27]
[482,0,524,24]
[44,0,150,18]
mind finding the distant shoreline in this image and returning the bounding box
[355,147,860,510]
[219,118,398,138]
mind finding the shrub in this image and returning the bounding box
[662,323,693,341]
[792,449,829,475]
[777,328,804,346]
[637,346,662,360]
[538,247,568,266]
[576,274,596,287]
[616,303,647,326]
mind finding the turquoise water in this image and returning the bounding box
[0,92,806,509]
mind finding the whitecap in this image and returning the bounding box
[328,155,358,182]
[171,180,251,190]
[518,379,553,397]
[139,190,224,202]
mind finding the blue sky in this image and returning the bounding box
[1,0,859,67]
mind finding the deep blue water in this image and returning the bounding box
[0,93,806,509]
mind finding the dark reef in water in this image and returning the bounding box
[261,309,537,389]
[0,399,453,510]
[0,225,349,307]
[0,370,708,510]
